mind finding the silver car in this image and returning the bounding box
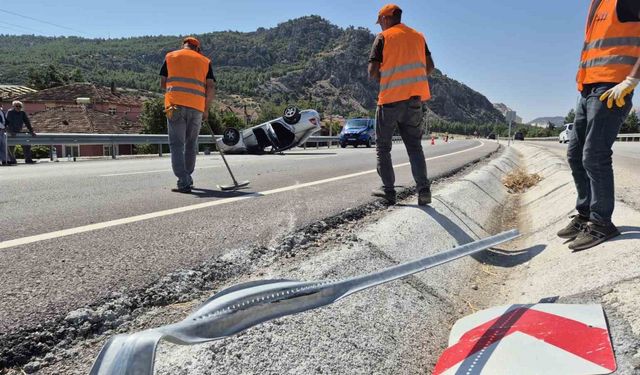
[219,106,321,154]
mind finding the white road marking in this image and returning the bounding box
[0,142,486,250]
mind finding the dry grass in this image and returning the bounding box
[503,168,542,193]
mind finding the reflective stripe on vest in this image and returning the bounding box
[380,62,427,78]
[577,0,640,90]
[166,76,207,88]
[164,49,211,112]
[380,75,429,91]
[584,37,640,51]
[166,86,207,97]
[378,24,431,105]
[580,55,639,69]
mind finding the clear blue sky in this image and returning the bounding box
[1,1,591,122]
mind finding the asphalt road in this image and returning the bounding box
[0,140,497,334]
[524,141,640,211]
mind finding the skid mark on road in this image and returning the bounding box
[100,165,222,177]
[0,142,487,250]
[98,154,340,177]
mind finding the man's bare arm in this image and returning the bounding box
[630,58,640,79]
[368,61,381,82]
[426,55,435,76]
[204,79,216,120]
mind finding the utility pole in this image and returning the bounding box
[506,111,516,147]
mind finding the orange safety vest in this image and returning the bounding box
[164,49,211,112]
[378,23,431,105]
[577,0,640,91]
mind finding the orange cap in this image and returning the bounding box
[183,36,201,48]
[377,4,402,23]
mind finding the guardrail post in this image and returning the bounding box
[158,144,163,157]
[111,144,117,160]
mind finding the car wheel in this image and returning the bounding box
[340,143,347,148]
[222,127,241,147]
[366,139,372,148]
[283,106,301,125]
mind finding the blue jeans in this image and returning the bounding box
[0,130,7,162]
[167,106,202,188]
[567,83,633,225]
[375,97,429,192]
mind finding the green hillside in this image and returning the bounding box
[0,16,504,123]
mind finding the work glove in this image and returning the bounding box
[599,76,639,109]
[164,105,178,120]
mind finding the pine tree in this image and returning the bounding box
[565,109,576,124]
[621,110,639,134]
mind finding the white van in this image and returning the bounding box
[559,123,574,143]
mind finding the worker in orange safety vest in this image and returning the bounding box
[368,4,435,206]
[558,0,640,251]
[160,37,216,193]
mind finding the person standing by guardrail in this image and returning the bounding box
[558,0,640,251]
[0,103,7,166]
[368,4,434,206]
[6,101,37,165]
[160,36,216,193]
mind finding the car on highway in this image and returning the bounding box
[559,123,574,144]
[487,133,496,140]
[219,106,321,154]
[514,131,525,141]
[339,118,376,148]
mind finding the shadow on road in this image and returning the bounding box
[280,152,338,156]
[610,226,640,242]
[189,188,258,199]
[404,204,545,268]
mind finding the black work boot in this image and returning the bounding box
[372,188,396,204]
[557,214,589,239]
[418,187,432,206]
[569,222,620,252]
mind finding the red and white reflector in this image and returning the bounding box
[434,304,616,375]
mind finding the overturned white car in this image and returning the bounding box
[218,106,321,154]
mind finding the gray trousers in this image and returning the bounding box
[167,106,202,188]
[375,97,429,192]
[567,83,632,225]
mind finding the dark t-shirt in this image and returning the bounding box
[618,0,640,22]
[159,61,216,82]
[368,33,431,63]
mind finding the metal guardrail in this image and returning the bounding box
[520,133,640,142]
[5,133,403,154]
[90,229,519,375]
[6,132,215,146]
[5,133,381,147]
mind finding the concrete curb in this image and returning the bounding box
[150,148,521,374]
[502,143,640,374]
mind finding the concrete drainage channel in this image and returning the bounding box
[12,144,637,374]
[5,146,526,375]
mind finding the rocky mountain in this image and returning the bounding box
[528,116,565,127]
[493,103,523,123]
[0,16,504,123]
